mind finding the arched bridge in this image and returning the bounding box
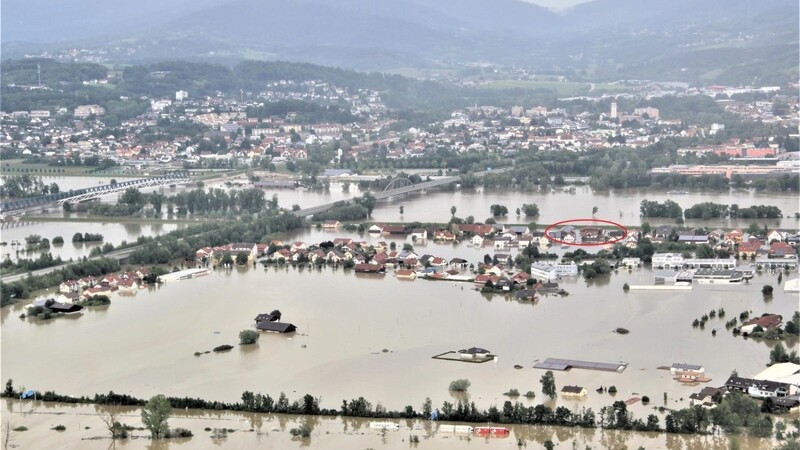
[293,167,511,218]
[382,178,413,191]
[294,176,460,217]
[0,173,190,214]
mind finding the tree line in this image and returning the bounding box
[641,200,783,220]
[0,175,60,199]
[0,380,789,441]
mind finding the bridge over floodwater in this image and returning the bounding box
[293,167,510,218]
[1,173,190,215]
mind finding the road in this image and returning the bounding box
[0,246,142,284]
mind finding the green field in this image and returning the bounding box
[0,159,139,177]
[480,80,626,97]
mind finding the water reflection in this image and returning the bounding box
[0,398,776,449]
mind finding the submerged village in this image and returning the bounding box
[5,207,800,442]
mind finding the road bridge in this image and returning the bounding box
[293,167,509,218]
[0,173,190,216]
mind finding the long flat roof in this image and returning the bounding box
[534,358,627,373]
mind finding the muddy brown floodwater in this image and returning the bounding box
[1,227,796,449]
[0,399,774,449]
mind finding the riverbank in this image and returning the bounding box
[0,382,791,449]
[2,399,781,450]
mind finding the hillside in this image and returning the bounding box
[1,0,797,85]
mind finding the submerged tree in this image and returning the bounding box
[141,395,171,439]
[540,371,556,399]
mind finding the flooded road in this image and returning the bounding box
[0,221,185,262]
[0,399,775,449]
[2,229,797,436]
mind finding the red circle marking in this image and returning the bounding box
[543,218,629,247]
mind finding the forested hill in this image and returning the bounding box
[0,59,565,122]
[2,0,797,86]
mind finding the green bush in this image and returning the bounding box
[448,379,471,392]
[166,427,193,438]
[239,329,260,345]
[213,345,234,352]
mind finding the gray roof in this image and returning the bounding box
[671,363,703,371]
[534,358,626,372]
[255,321,296,333]
[561,385,585,393]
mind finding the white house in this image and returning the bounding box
[530,262,558,281]
[652,253,684,269]
[621,257,641,268]
[553,262,579,277]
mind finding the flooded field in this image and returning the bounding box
[0,399,774,449]
[0,221,185,262]
[1,230,796,436]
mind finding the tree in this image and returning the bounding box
[422,398,432,418]
[141,395,171,439]
[235,252,249,266]
[450,205,457,217]
[784,312,800,336]
[762,285,773,297]
[399,205,404,215]
[490,204,508,216]
[120,187,145,208]
[354,192,376,217]
[220,252,233,266]
[149,192,166,215]
[540,370,556,399]
[769,342,799,365]
[2,418,12,450]
[592,206,599,216]
[521,203,539,217]
[448,379,470,392]
[239,329,260,345]
[97,406,127,439]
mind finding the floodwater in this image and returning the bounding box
[1,228,796,449]
[0,399,773,449]
[6,181,797,263]
[254,183,800,228]
[0,221,185,262]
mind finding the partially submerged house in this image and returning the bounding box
[256,321,297,333]
[561,385,587,398]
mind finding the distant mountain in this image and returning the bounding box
[2,0,797,85]
[1,0,229,43]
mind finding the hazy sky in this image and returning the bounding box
[526,0,592,11]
